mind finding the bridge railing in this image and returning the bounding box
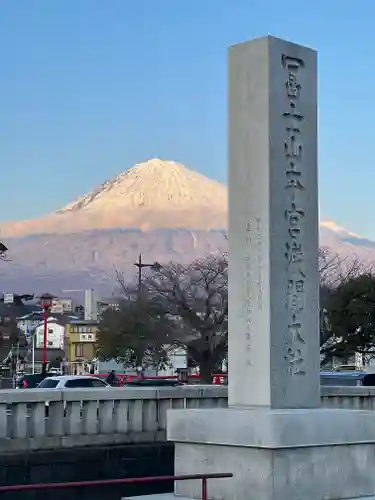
[0,385,374,452]
[0,385,227,452]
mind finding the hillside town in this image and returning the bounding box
[0,288,190,385]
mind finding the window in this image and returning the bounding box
[65,378,92,388]
[48,328,53,334]
[38,379,59,389]
[91,378,107,388]
[75,344,83,357]
[64,378,106,388]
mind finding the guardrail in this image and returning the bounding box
[0,385,374,453]
[0,472,233,500]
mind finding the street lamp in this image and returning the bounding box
[40,293,54,374]
[134,254,162,294]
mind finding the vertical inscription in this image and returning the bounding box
[256,217,263,310]
[282,55,307,376]
[244,220,252,367]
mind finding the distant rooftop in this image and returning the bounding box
[0,302,40,319]
[68,319,99,325]
[17,311,80,324]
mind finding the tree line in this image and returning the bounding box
[97,248,375,383]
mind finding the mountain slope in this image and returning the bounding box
[0,159,227,237]
[2,222,375,297]
[0,229,228,296]
[0,159,373,296]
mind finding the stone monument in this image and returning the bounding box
[227,35,320,410]
[167,36,375,500]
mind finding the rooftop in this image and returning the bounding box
[1,302,40,319]
[17,311,80,325]
[68,319,99,325]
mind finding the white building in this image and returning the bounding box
[93,345,187,377]
[84,289,98,321]
[34,319,65,350]
[160,346,187,376]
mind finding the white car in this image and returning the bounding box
[37,375,110,389]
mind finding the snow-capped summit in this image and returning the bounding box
[0,158,370,258]
[320,220,361,239]
[0,159,228,236]
[58,158,227,216]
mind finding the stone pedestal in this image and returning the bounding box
[168,408,375,500]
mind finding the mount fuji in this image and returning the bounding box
[0,159,372,296]
[0,159,227,237]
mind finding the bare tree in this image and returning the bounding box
[319,247,373,289]
[142,255,228,383]
[97,294,172,372]
[319,247,375,365]
[109,246,375,377]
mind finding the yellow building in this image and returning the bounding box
[66,320,99,375]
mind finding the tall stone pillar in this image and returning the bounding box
[227,36,320,410]
[167,36,375,500]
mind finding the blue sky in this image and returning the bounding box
[1,1,375,237]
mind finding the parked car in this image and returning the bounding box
[36,376,111,418]
[16,373,55,389]
[320,371,375,387]
[37,375,110,389]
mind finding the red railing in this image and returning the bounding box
[0,472,233,500]
[92,373,228,385]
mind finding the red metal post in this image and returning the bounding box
[201,477,207,500]
[42,305,48,373]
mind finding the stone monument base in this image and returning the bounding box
[167,407,375,500]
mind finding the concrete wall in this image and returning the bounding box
[0,442,174,500]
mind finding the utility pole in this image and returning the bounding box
[134,254,161,295]
[132,255,162,379]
